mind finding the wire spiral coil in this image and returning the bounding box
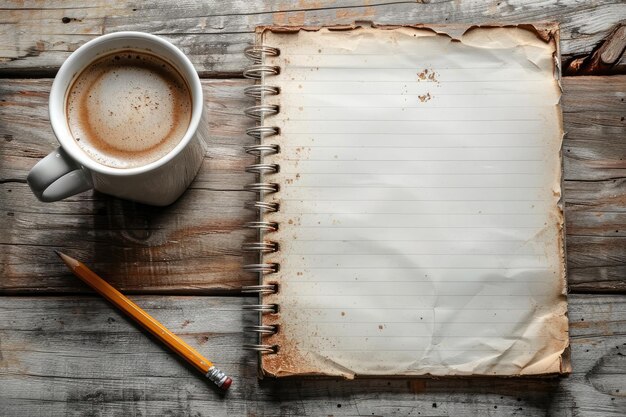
[243,44,281,354]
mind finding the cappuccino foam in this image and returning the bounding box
[67,51,192,168]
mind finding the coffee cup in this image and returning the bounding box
[27,32,207,206]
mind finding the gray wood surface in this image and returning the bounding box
[0,294,624,417]
[1,77,625,294]
[1,1,626,415]
[565,24,626,75]
[1,0,626,76]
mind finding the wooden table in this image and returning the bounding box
[1,1,625,416]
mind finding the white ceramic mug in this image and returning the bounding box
[27,32,207,206]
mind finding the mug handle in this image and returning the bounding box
[27,147,92,202]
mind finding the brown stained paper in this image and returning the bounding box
[255,23,569,378]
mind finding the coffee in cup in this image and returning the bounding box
[66,50,192,169]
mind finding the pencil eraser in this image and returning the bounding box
[221,377,232,390]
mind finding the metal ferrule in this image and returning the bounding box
[205,366,229,388]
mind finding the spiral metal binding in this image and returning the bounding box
[243,344,279,353]
[246,126,280,140]
[244,221,278,232]
[243,64,280,79]
[245,201,279,213]
[246,164,279,174]
[243,43,282,355]
[244,85,280,99]
[243,263,279,274]
[244,104,280,120]
[241,284,278,294]
[242,304,279,313]
[242,241,278,253]
[244,45,280,62]
[244,325,279,335]
[244,144,280,156]
[244,183,279,193]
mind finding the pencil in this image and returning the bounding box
[55,251,232,390]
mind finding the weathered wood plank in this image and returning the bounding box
[561,76,626,292]
[0,294,624,416]
[0,78,259,294]
[564,24,626,75]
[1,76,625,294]
[1,0,626,76]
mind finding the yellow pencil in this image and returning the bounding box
[56,251,232,390]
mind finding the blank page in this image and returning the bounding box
[259,24,568,377]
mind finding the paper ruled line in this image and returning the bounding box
[283,252,547,256]
[316,349,542,352]
[278,56,536,64]
[282,133,543,137]
[286,239,540,242]
[280,77,550,80]
[289,292,552,298]
[288,280,551,283]
[280,159,545,162]
[277,105,549,109]
[280,145,544,148]
[306,320,545,324]
[279,267,549,270]
[283,92,547,96]
[278,173,544,175]
[290,226,543,229]
[283,186,542,189]
[279,199,545,202]
[277,212,545,215]
[297,307,546,310]
[310,335,553,339]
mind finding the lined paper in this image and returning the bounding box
[260,25,568,377]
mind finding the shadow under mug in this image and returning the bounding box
[27,31,207,206]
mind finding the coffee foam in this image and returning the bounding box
[66,51,192,169]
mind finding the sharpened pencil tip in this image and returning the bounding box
[54,250,79,268]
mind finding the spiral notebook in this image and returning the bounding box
[242,23,570,378]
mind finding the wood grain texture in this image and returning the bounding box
[0,294,624,417]
[561,76,626,292]
[1,76,625,294]
[1,0,626,76]
[0,78,259,294]
[564,24,626,75]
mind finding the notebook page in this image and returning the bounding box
[260,25,568,377]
